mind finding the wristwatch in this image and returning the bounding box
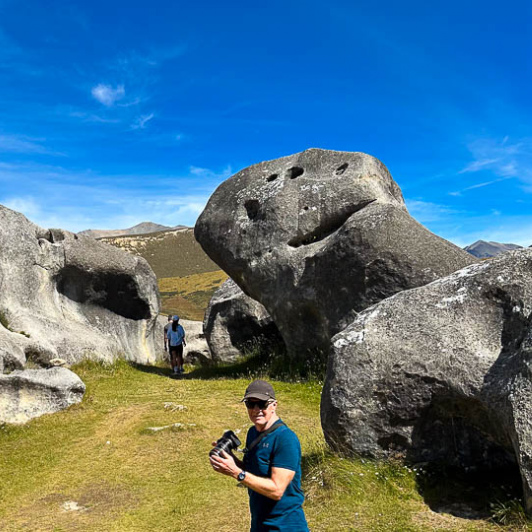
[237,470,246,482]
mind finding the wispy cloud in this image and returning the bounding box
[91,83,125,106]
[2,196,42,220]
[405,199,462,224]
[113,45,187,72]
[130,113,154,130]
[451,136,532,195]
[189,165,233,179]
[0,134,63,156]
[0,162,230,232]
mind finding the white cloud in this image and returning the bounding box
[452,136,532,195]
[405,199,461,224]
[130,113,154,130]
[189,165,233,180]
[0,162,231,232]
[2,196,41,219]
[0,134,60,155]
[91,83,125,106]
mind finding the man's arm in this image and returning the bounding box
[210,451,295,501]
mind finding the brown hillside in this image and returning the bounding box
[101,228,227,320]
[100,228,220,278]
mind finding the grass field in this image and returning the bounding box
[0,359,526,531]
[158,270,228,321]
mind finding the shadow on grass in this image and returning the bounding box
[182,349,327,383]
[128,361,175,378]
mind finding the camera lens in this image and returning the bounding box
[209,430,241,457]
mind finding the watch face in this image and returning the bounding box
[238,471,246,481]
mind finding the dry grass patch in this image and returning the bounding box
[158,270,228,320]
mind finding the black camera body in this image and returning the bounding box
[210,430,241,457]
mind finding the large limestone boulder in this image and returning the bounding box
[204,279,284,363]
[195,148,476,359]
[0,367,85,424]
[321,249,532,511]
[0,205,160,371]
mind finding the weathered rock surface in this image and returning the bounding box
[156,316,211,365]
[321,249,532,511]
[203,279,284,363]
[195,148,476,359]
[0,205,160,372]
[0,367,85,424]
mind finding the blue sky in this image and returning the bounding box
[0,0,530,247]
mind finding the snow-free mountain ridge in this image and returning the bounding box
[79,222,188,239]
[464,240,522,258]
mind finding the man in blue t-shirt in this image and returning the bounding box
[209,380,309,531]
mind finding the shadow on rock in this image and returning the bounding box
[415,461,522,520]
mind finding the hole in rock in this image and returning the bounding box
[266,173,278,182]
[288,199,376,247]
[55,265,150,320]
[335,163,348,175]
[287,166,304,179]
[244,199,261,221]
[303,206,309,211]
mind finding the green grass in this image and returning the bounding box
[0,360,527,531]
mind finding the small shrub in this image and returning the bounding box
[490,498,529,527]
[0,311,11,331]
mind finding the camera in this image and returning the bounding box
[209,430,241,457]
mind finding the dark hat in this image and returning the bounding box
[241,380,276,401]
[172,315,180,321]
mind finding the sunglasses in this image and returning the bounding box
[244,399,273,410]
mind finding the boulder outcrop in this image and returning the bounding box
[321,249,532,512]
[203,279,284,363]
[0,205,160,371]
[195,148,476,359]
[0,367,85,424]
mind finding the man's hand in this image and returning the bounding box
[209,450,241,479]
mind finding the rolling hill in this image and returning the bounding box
[79,222,186,239]
[100,227,227,320]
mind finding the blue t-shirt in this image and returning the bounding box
[166,324,185,346]
[244,419,308,532]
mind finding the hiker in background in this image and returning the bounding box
[163,314,172,355]
[209,380,309,531]
[167,315,186,375]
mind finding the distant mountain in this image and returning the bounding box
[79,221,188,239]
[464,240,522,259]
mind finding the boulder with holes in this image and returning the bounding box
[0,204,160,375]
[203,278,284,363]
[195,148,476,360]
[321,250,532,513]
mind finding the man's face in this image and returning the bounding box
[246,398,277,429]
